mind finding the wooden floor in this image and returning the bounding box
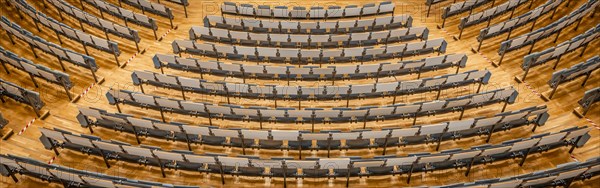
[0,0,599,187]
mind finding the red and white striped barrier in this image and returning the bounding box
[160,28,173,40]
[124,52,139,65]
[522,81,542,97]
[570,154,579,162]
[477,52,493,64]
[47,156,56,164]
[583,117,599,130]
[17,118,36,135]
[80,83,96,97]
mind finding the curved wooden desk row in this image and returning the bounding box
[0,154,188,188]
[118,0,174,19]
[0,16,97,71]
[578,87,600,115]
[77,105,548,154]
[45,0,140,43]
[477,0,563,41]
[10,0,121,56]
[190,26,428,48]
[204,15,412,34]
[0,46,74,100]
[544,56,599,99]
[131,69,490,102]
[38,126,591,185]
[152,53,467,81]
[523,24,599,71]
[0,79,44,117]
[459,0,530,30]
[3,153,598,187]
[172,39,447,63]
[105,87,518,125]
[499,0,598,56]
[221,1,394,19]
[81,0,158,30]
[442,0,494,19]
[441,157,600,188]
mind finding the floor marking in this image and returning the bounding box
[159,28,173,41]
[125,52,139,65]
[570,154,579,162]
[47,156,56,164]
[583,117,599,130]
[17,118,36,135]
[80,82,96,97]
[522,80,542,97]
[478,52,494,64]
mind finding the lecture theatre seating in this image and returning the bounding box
[545,56,599,99]
[45,0,142,51]
[475,0,565,51]
[171,38,448,63]
[76,105,549,153]
[221,2,394,19]
[80,0,159,39]
[2,153,598,188]
[105,87,517,125]
[10,0,121,64]
[497,0,599,65]
[0,79,44,117]
[439,0,497,28]
[0,154,198,187]
[152,53,468,81]
[0,46,73,100]
[520,24,600,81]
[189,26,429,48]
[459,0,530,30]
[578,87,600,116]
[131,69,490,102]
[440,156,600,187]
[38,126,591,184]
[1,0,598,187]
[0,16,100,82]
[203,15,413,34]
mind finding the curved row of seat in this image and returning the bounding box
[172,39,447,63]
[221,2,394,19]
[441,0,494,19]
[498,0,599,56]
[152,53,467,81]
[3,152,598,188]
[459,0,529,29]
[38,126,591,185]
[105,87,518,124]
[45,0,140,43]
[131,69,490,101]
[579,87,600,115]
[204,15,412,34]
[119,0,174,19]
[190,26,429,48]
[0,79,44,117]
[0,16,98,71]
[440,157,600,188]
[81,0,158,31]
[77,105,548,153]
[0,46,73,99]
[522,24,600,73]
[10,0,121,58]
[0,154,191,188]
[477,0,564,41]
[546,56,600,99]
